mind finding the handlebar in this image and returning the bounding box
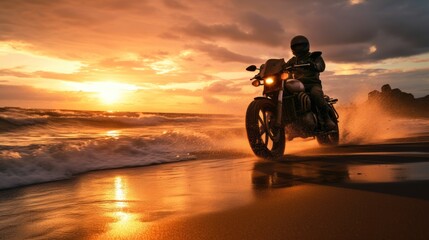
[250,75,262,81]
[284,63,311,71]
[294,63,311,67]
[249,63,312,80]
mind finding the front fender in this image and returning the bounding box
[254,96,271,101]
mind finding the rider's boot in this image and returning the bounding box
[321,106,336,131]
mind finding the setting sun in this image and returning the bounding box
[94,82,139,105]
[67,81,140,105]
[98,88,121,105]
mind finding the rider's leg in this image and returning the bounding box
[306,84,336,130]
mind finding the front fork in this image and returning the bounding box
[275,80,285,127]
[266,80,284,143]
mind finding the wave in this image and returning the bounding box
[0,107,233,132]
[0,125,249,190]
[0,108,247,189]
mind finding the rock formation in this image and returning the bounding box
[368,84,429,117]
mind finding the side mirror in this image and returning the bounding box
[246,65,257,71]
[309,51,322,59]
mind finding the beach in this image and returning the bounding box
[1,108,429,239]
[1,136,429,239]
[2,0,429,239]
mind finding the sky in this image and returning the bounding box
[0,0,428,113]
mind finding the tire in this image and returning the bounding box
[246,98,285,159]
[316,121,339,146]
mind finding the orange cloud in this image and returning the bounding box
[1,0,429,112]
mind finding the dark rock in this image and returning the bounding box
[381,84,392,93]
[367,85,429,118]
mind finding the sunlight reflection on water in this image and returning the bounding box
[94,176,148,239]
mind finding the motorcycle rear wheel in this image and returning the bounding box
[316,124,339,145]
[246,98,285,159]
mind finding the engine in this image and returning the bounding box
[296,92,317,133]
[296,92,311,113]
[285,91,318,140]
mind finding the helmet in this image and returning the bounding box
[290,35,310,57]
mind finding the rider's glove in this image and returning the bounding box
[308,60,324,72]
[308,61,317,70]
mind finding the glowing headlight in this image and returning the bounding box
[251,80,261,87]
[265,77,274,85]
[281,72,289,80]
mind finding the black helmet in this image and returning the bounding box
[290,35,310,57]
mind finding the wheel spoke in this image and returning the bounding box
[265,112,275,140]
[259,125,266,135]
[258,111,266,135]
[246,99,286,157]
[262,111,269,130]
[257,108,277,147]
[265,111,273,146]
[264,129,269,146]
[258,115,264,126]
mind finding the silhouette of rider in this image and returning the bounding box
[284,35,336,130]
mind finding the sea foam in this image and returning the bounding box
[0,108,246,189]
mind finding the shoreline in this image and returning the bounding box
[0,136,429,239]
[1,137,428,191]
[144,183,429,240]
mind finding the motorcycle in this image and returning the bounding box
[245,52,340,159]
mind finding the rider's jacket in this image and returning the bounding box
[284,52,325,85]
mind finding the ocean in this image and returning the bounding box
[1,107,429,239]
[0,107,248,190]
[2,106,428,191]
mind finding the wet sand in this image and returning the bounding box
[1,136,429,239]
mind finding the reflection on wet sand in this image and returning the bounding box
[349,162,429,183]
[252,158,429,188]
[252,160,350,188]
[0,140,428,239]
[86,159,254,239]
[95,176,148,239]
[250,139,429,189]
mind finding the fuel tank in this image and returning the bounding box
[285,79,305,93]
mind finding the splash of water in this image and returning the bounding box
[338,100,427,144]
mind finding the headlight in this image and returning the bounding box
[265,77,274,85]
[251,80,261,87]
[281,72,289,80]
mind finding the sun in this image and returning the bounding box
[69,81,140,105]
[95,82,140,105]
[98,87,122,105]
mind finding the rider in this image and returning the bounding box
[284,35,336,130]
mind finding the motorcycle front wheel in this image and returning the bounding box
[245,98,285,159]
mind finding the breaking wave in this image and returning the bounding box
[0,107,231,131]
[0,108,248,190]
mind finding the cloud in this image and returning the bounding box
[97,57,147,70]
[204,80,242,95]
[1,0,428,112]
[0,0,160,59]
[2,0,428,63]
[0,68,32,78]
[0,68,85,82]
[230,0,429,62]
[162,0,189,10]
[193,43,262,63]
[181,12,287,46]
[203,95,223,105]
[0,84,81,101]
[321,66,429,104]
[35,71,85,82]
